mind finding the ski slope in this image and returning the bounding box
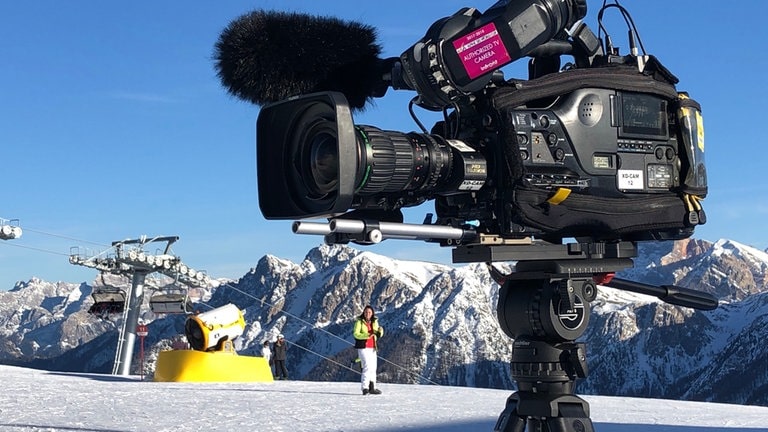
[1,365,766,431]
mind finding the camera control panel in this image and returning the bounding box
[510,89,680,195]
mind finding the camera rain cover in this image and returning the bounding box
[676,96,707,196]
[492,64,702,241]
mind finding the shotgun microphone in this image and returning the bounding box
[214,10,391,110]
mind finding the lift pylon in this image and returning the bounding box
[69,235,216,376]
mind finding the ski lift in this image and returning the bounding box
[0,219,22,240]
[150,286,194,314]
[88,287,127,318]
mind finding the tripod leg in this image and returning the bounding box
[493,394,526,432]
[495,394,595,432]
[544,397,594,432]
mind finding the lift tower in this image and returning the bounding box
[70,235,214,376]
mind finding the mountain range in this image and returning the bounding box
[1,237,766,406]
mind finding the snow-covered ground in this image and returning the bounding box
[1,365,766,431]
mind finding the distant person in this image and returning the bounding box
[272,334,289,380]
[171,336,189,350]
[261,340,272,367]
[353,305,384,395]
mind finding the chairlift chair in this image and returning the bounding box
[150,287,194,315]
[88,287,127,318]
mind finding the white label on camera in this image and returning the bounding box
[447,140,475,153]
[458,180,484,191]
[618,170,644,190]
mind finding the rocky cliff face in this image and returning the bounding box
[581,238,768,405]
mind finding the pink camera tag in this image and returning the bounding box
[452,22,511,80]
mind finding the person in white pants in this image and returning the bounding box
[352,305,384,395]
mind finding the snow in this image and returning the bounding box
[363,251,449,289]
[1,365,766,431]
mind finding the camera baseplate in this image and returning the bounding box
[452,240,638,265]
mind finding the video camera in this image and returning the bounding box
[218,3,713,428]
[253,0,706,250]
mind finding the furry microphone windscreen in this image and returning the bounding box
[214,10,384,110]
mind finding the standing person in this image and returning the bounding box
[272,334,289,380]
[261,340,272,372]
[353,305,384,395]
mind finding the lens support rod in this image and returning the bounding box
[292,219,478,244]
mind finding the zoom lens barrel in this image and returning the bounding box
[353,126,454,196]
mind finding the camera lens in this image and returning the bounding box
[290,107,344,204]
[256,92,486,219]
[308,132,339,195]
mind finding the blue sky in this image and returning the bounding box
[1,1,766,289]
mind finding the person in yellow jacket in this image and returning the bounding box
[353,305,384,395]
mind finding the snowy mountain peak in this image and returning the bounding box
[302,244,361,268]
[713,238,768,265]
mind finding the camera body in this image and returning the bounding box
[435,63,705,243]
[255,0,706,246]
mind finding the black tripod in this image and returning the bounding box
[452,241,718,432]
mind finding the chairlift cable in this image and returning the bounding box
[0,241,71,256]
[21,227,109,247]
[284,338,364,378]
[0,223,119,263]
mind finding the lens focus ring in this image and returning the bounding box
[357,127,396,194]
